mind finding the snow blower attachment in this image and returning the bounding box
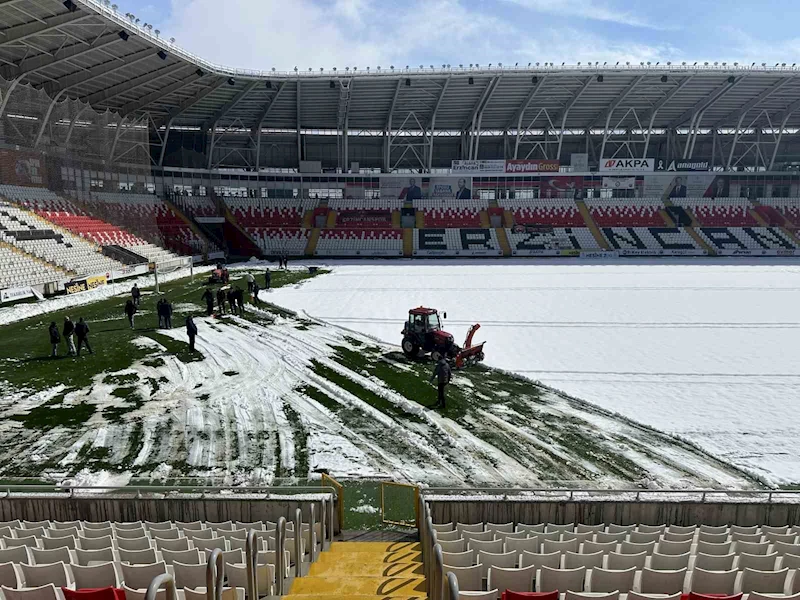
[401,307,485,369]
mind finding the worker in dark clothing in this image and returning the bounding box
[201,288,214,316]
[216,288,227,315]
[265,269,271,290]
[75,318,93,356]
[131,284,141,307]
[429,356,452,409]
[227,288,237,315]
[186,316,198,351]
[234,287,245,313]
[156,299,165,328]
[48,322,61,357]
[252,282,260,306]
[63,317,76,356]
[164,299,173,329]
[124,299,137,329]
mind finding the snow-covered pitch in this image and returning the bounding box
[270,259,800,486]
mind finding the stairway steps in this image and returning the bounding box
[309,562,424,577]
[289,576,426,596]
[316,551,422,564]
[329,542,421,553]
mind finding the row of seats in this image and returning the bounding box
[506,228,600,253]
[435,523,800,598]
[0,247,63,289]
[696,227,799,251]
[247,228,309,256]
[316,229,403,256]
[674,199,757,226]
[586,200,665,227]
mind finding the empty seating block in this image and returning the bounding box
[250,228,310,257]
[761,198,800,227]
[506,227,600,255]
[414,199,486,228]
[500,199,584,227]
[676,199,757,226]
[602,227,704,255]
[414,228,502,256]
[316,230,402,256]
[586,199,665,227]
[0,246,63,289]
[228,198,317,228]
[696,227,798,255]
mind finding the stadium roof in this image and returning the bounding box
[4,0,800,138]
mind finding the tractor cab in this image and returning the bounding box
[408,307,444,335]
[401,306,484,368]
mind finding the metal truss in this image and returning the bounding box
[336,78,351,171]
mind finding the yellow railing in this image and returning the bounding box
[321,474,344,531]
[381,481,420,528]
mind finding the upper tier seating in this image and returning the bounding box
[586,200,665,227]
[328,198,405,211]
[0,246,63,290]
[172,196,217,218]
[316,229,402,256]
[415,199,485,228]
[675,199,757,226]
[249,228,309,257]
[0,202,123,275]
[500,199,584,227]
[434,520,800,596]
[329,199,399,229]
[227,199,317,228]
[759,199,800,227]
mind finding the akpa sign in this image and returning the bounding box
[600,158,655,172]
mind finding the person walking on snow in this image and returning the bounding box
[246,272,255,293]
[75,318,93,356]
[48,322,61,357]
[186,316,198,351]
[63,316,76,356]
[124,299,137,329]
[252,282,260,306]
[157,299,165,328]
[131,283,141,307]
[164,299,173,329]
[429,355,452,409]
[201,288,214,316]
[265,268,271,290]
[227,288,237,315]
[216,288,227,315]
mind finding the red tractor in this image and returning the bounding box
[401,307,485,368]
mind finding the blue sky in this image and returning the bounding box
[109,0,800,71]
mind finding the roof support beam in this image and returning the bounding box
[251,81,287,135]
[711,78,791,129]
[2,32,121,80]
[384,79,402,171]
[592,75,644,130]
[33,89,66,148]
[43,48,154,96]
[554,77,592,159]
[296,80,302,166]
[204,81,258,129]
[84,63,189,106]
[0,11,89,47]
[120,70,203,115]
[508,75,546,131]
[473,76,502,159]
[667,77,743,129]
[427,77,450,171]
[156,78,226,127]
[385,78,402,132]
[640,76,694,157]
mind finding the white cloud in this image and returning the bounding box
[164,0,681,72]
[502,0,664,29]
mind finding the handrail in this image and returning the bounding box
[309,502,317,561]
[294,507,303,578]
[275,517,287,596]
[433,543,444,600]
[421,488,793,503]
[245,530,258,600]
[321,474,344,533]
[0,483,337,494]
[319,498,327,550]
[145,573,176,600]
[446,571,459,600]
[205,548,224,600]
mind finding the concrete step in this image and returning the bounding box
[309,561,424,577]
[289,576,426,597]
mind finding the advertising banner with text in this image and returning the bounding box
[599,158,655,172]
[505,159,561,173]
[429,177,473,199]
[451,160,506,173]
[643,173,717,198]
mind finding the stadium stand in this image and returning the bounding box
[414,228,502,256]
[171,196,218,218]
[0,201,124,275]
[0,518,324,599]
[696,227,799,254]
[316,229,403,256]
[585,199,666,227]
[0,246,63,289]
[506,228,600,255]
[433,520,800,597]
[675,199,758,226]
[227,198,316,229]
[415,199,486,228]
[249,228,310,257]
[500,199,584,227]
[85,193,204,257]
[328,198,400,229]
[759,199,800,227]
[602,227,705,254]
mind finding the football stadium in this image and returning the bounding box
[0,1,800,600]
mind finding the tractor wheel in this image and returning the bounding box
[402,337,419,358]
[431,350,442,362]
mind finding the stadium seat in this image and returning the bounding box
[1,583,59,600]
[689,568,737,595]
[519,551,561,570]
[505,538,539,555]
[651,552,691,570]
[538,565,585,593]
[119,561,167,590]
[741,568,790,594]
[588,566,636,593]
[487,564,536,595]
[73,548,114,567]
[694,553,735,571]
[737,552,778,571]
[564,550,603,570]
[639,567,687,594]
[19,562,69,588]
[470,539,504,554]
[442,549,476,567]
[0,562,20,588]
[478,550,518,580]
[71,562,118,589]
[445,564,483,591]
